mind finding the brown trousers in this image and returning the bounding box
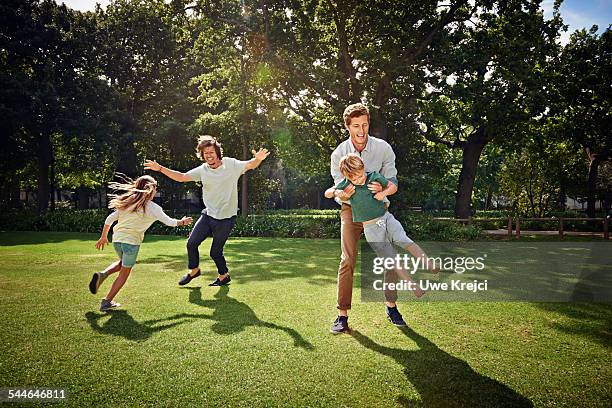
[337,204,398,310]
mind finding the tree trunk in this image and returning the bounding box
[115,133,139,178]
[586,148,609,218]
[454,127,487,218]
[50,152,56,212]
[77,186,89,210]
[241,136,249,216]
[239,32,249,216]
[485,189,493,210]
[370,74,391,140]
[370,109,388,140]
[37,132,52,214]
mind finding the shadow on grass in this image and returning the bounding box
[85,310,193,341]
[0,231,187,247]
[138,238,339,286]
[175,286,314,350]
[535,302,612,348]
[0,231,97,246]
[351,328,533,408]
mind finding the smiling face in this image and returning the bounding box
[202,146,221,168]
[346,114,369,152]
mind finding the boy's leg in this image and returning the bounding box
[363,220,399,306]
[208,217,236,284]
[337,204,364,315]
[385,213,438,273]
[186,213,212,275]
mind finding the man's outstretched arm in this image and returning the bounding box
[144,159,193,182]
[244,148,270,171]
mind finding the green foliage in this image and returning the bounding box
[0,209,483,241]
[1,0,607,223]
[498,136,582,217]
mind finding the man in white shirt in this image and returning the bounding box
[329,103,406,334]
[144,135,269,286]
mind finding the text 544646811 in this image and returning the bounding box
[0,388,67,402]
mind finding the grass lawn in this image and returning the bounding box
[0,232,610,407]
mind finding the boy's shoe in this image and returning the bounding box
[386,306,407,326]
[100,299,121,312]
[89,272,107,295]
[330,316,350,334]
[209,275,231,286]
[178,269,201,286]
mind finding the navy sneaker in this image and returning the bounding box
[178,269,201,286]
[209,275,231,286]
[386,306,407,326]
[100,299,121,312]
[89,271,108,294]
[330,316,350,334]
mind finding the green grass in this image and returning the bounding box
[0,232,610,407]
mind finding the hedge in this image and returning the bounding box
[0,209,483,241]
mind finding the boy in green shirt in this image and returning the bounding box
[325,153,438,300]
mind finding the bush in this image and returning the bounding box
[0,209,484,241]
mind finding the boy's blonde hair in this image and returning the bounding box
[108,174,157,214]
[196,135,223,161]
[343,103,370,126]
[339,153,365,178]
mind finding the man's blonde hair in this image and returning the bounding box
[339,153,365,177]
[343,103,370,126]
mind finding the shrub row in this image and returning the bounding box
[0,209,484,241]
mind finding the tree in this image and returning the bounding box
[188,2,278,214]
[418,0,563,218]
[0,0,117,213]
[498,134,581,217]
[552,27,611,217]
[97,0,197,182]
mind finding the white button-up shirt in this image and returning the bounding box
[330,135,398,206]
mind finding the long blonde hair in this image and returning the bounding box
[108,174,157,213]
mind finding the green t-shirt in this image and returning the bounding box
[336,172,389,222]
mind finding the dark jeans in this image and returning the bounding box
[187,212,236,275]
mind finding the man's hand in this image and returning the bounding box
[337,184,355,201]
[179,216,193,226]
[368,181,383,193]
[245,148,271,171]
[144,159,162,172]
[252,148,270,162]
[373,191,387,201]
[96,236,109,251]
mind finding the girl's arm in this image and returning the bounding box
[96,212,118,250]
[149,203,192,227]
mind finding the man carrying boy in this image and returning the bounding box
[329,103,406,334]
[144,135,269,287]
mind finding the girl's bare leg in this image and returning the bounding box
[104,266,132,301]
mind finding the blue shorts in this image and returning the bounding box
[113,242,140,268]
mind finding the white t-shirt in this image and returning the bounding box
[105,201,179,245]
[186,157,248,220]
